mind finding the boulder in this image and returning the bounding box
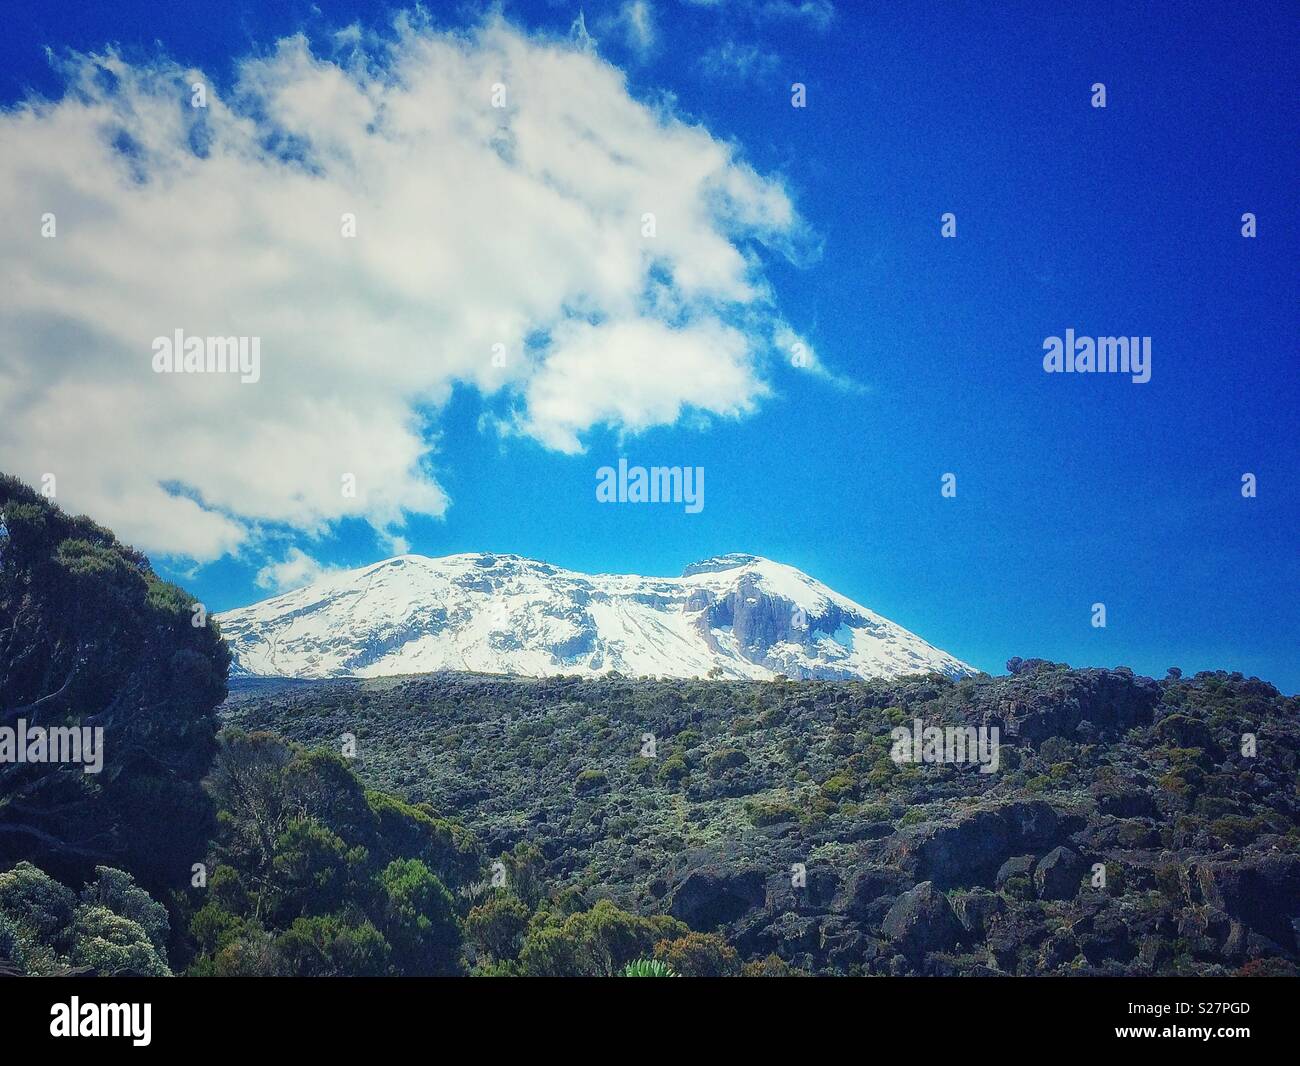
[835,865,911,920]
[985,906,1050,971]
[1039,932,1078,969]
[668,865,766,930]
[885,801,1076,889]
[765,867,839,914]
[880,881,963,961]
[1077,909,1135,965]
[1187,854,1300,953]
[995,854,1037,888]
[1034,846,1087,900]
[953,887,1006,937]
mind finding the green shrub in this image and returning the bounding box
[745,800,797,827]
[574,769,608,795]
[657,754,690,785]
[820,773,856,801]
[653,932,739,976]
[464,895,530,963]
[706,747,749,774]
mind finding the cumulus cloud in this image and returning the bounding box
[255,547,344,592]
[0,12,811,561]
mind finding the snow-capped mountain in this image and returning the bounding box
[216,553,975,682]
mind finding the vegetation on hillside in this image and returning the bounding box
[0,473,228,893]
[2,474,1297,976]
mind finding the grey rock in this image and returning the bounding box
[881,881,963,961]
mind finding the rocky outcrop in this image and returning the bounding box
[995,855,1037,888]
[1184,854,1300,952]
[886,801,1077,889]
[1034,846,1088,901]
[953,888,1005,937]
[881,881,964,961]
[982,667,1160,742]
[668,865,767,930]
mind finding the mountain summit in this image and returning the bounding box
[216,553,975,681]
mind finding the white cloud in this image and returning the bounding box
[682,0,835,32]
[760,0,836,31]
[699,41,782,81]
[520,317,766,452]
[0,13,810,561]
[773,323,866,394]
[255,547,343,592]
[599,2,658,60]
[569,11,599,55]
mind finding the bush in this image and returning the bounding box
[80,866,169,952]
[574,769,608,795]
[0,861,76,942]
[653,932,740,976]
[69,905,171,976]
[379,858,460,975]
[0,861,175,976]
[517,900,686,976]
[742,953,797,977]
[465,895,530,963]
[274,914,390,976]
[820,773,856,801]
[706,748,749,775]
[745,800,797,827]
[657,754,690,785]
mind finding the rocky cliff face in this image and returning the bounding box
[217,552,974,682]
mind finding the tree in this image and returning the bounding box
[517,900,687,977]
[653,931,740,976]
[464,894,530,963]
[275,915,390,977]
[0,861,171,975]
[0,475,229,892]
[378,858,460,975]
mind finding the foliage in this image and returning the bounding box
[465,893,531,963]
[182,730,476,976]
[517,899,687,976]
[653,932,740,976]
[225,662,1300,976]
[621,958,677,976]
[0,475,230,892]
[0,861,169,975]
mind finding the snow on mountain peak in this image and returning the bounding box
[216,553,975,682]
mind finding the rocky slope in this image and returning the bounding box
[223,660,1300,976]
[217,552,974,682]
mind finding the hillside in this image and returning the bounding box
[222,661,1300,975]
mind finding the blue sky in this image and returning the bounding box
[1,1,1296,690]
